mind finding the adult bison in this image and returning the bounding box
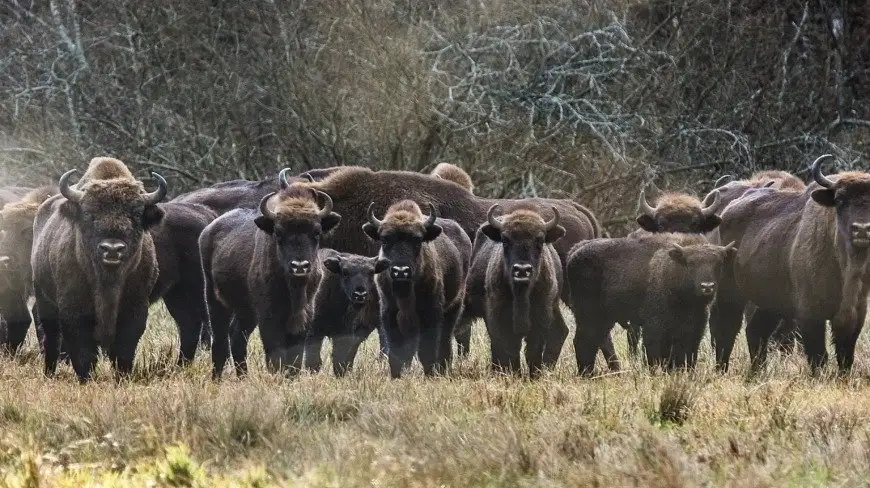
[199,182,340,379]
[473,203,564,377]
[711,155,870,373]
[32,157,167,382]
[0,186,58,353]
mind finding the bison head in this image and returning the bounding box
[58,165,167,269]
[481,204,564,285]
[255,185,341,279]
[323,250,390,307]
[363,200,441,282]
[666,241,736,300]
[637,189,721,234]
[809,154,870,250]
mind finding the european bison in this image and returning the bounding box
[363,200,471,378]
[632,189,721,235]
[474,203,564,377]
[431,163,474,193]
[304,249,390,376]
[711,155,870,373]
[640,239,736,369]
[199,182,340,378]
[0,186,32,207]
[32,157,167,382]
[0,186,58,353]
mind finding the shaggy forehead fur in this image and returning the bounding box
[81,157,136,181]
[384,200,425,225]
[0,202,40,224]
[269,186,322,219]
[749,170,805,191]
[432,163,473,191]
[75,157,147,203]
[654,193,703,213]
[500,208,548,234]
[832,171,870,189]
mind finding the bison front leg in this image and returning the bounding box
[437,302,463,374]
[230,310,257,377]
[34,287,61,377]
[162,286,203,367]
[303,332,326,373]
[62,315,99,383]
[832,302,866,374]
[108,300,149,378]
[417,306,442,377]
[331,333,367,377]
[525,333,546,379]
[542,307,569,369]
[382,307,413,379]
[745,308,782,373]
[797,319,828,374]
[259,317,304,376]
[708,296,745,372]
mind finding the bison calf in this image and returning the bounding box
[476,203,564,377]
[641,240,736,369]
[363,200,471,378]
[304,249,390,376]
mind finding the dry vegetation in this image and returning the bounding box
[0,305,869,486]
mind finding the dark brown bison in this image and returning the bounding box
[430,163,474,193]
[363,200,471,378]
[32,157,167,382]
[640,239,735,369]
[199,182,340,378]
[0,186,58,353]
[304,249,390,376]
[474,203,564,377]
[632,189,721,235]
[711,155,870,373]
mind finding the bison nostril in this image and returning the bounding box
[390,266,411,280]
[98,240,126,263]
[290,260,311,275]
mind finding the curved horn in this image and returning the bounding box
[638,188,656,217]
[302,172,315,182]
[722,240,737,252]
[713,174,734,188]
[142,171,168,205]
[810,154,835,189]
[367,202,383,228]
[258,192,278,220]
[701,189,720,217]
[58,169,84,203]
[314,189,333,218]
[278,167,292,189]
[424,203,438,227]
[486,204,503,231]
[544,206,560,231]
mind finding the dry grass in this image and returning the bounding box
[1,304,870,486]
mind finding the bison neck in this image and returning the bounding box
[834,247,870,329]
[391,280,420,337]
[88,263,128,348]
[283,275,314,335]
[510,282,532,336]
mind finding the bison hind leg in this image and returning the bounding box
[33,289,61,377]
[745,308,783,373]
[797,319,828,375]
[162,286,203,367]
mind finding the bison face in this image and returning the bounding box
[363,202,441,282]
[482,205,564,285]
[637,189,721,234]
[667,242,736,301]
[0,209,37,283]
[323,253,390,306]
[809,155,870,250]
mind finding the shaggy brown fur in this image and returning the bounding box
[431,163,474,193]
[0,186,32,207]
[749,170,806,191]
[711,157,870,374]
[199,184,341,379]
[632,190,722,236]
[31,157,166,382]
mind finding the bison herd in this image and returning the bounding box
[0,154,866,383]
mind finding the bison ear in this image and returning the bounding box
[254,215,275,234]
[142,205,165,230]
[59,200,79,220]
[480,224,502,242]
[636,214,657,232]
[323,257,341,274]
[811,188,836,207]
[545,225,566,243]
[667,246,687,265]
[374,258,391,274]
[699,214,722,233]
[361,223,379,241]
[321,212,341,233]
[423,224,442,242]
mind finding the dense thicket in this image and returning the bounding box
[1,0,867,233]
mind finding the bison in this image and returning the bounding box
[632,189,721,235]
[710,155,870,373]
[640,239,736,369]
[474,203,564,377]
[32,157,167,382]
[363,200,471,378]
[430,163,474,193]
[199,181,340,378]
[304,249,390,376]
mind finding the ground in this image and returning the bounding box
[0,304,868,487]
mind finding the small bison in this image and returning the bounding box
[32,157,167,382]
[363,200,471,378]
[304,249,390,376]
[633,189,721,235]
[199,182,340,378]
[475,203,564,377]
[640,239,736,369]
[430,163,474,193]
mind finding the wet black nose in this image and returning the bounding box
[511,263,533,282]
[290,260,311,276]
[699,281,717,296]
[99,239,126,263]
[390,265,411,281]
[851,223,870,246]
[351,289,368,303]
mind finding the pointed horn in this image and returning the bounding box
[723,240,737,252]
[544,206,560,231]
[278,168,292,189]
[810,154,835,189]
[424,203,438,227]
[258,192,278,220]
[486,204,503,230]
[302,172,315,182]
[701,189,720,217]
[58,169,84,203]
[639,188,656,217]
[142,171,168,205]
[367,202,383,228]
[314,189,333,218]
[713,174,734,188]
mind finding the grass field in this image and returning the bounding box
[1,304,870,487]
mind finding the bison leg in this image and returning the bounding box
[525,333,546,379]
[598,331,621,371]
[832,303,865,374]
[489,332,522,376]
[542,308,569,369]
[437,302,463,374]
[573,318,610,376]
[63,316,99,383]
[230,311,257,377]
[204,282,233,380]
[331,333,366,377]
[745,308,782,373]
[624,321,642,358]
[108,301,149,378]
[797,319,828,374]
[162,287,203,367]
[303,331,326,373]
[769,318,799,353]
[417,317,441,377]
[708,297,745,372]
[34,289,61,377]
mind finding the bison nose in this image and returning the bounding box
[289,260,311,276]
[851,223,870,247]
[511,263,533,282]
[351,290,368,303]
[699,282,717,296]
[98,239,126,264]
[390,265,411,281]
